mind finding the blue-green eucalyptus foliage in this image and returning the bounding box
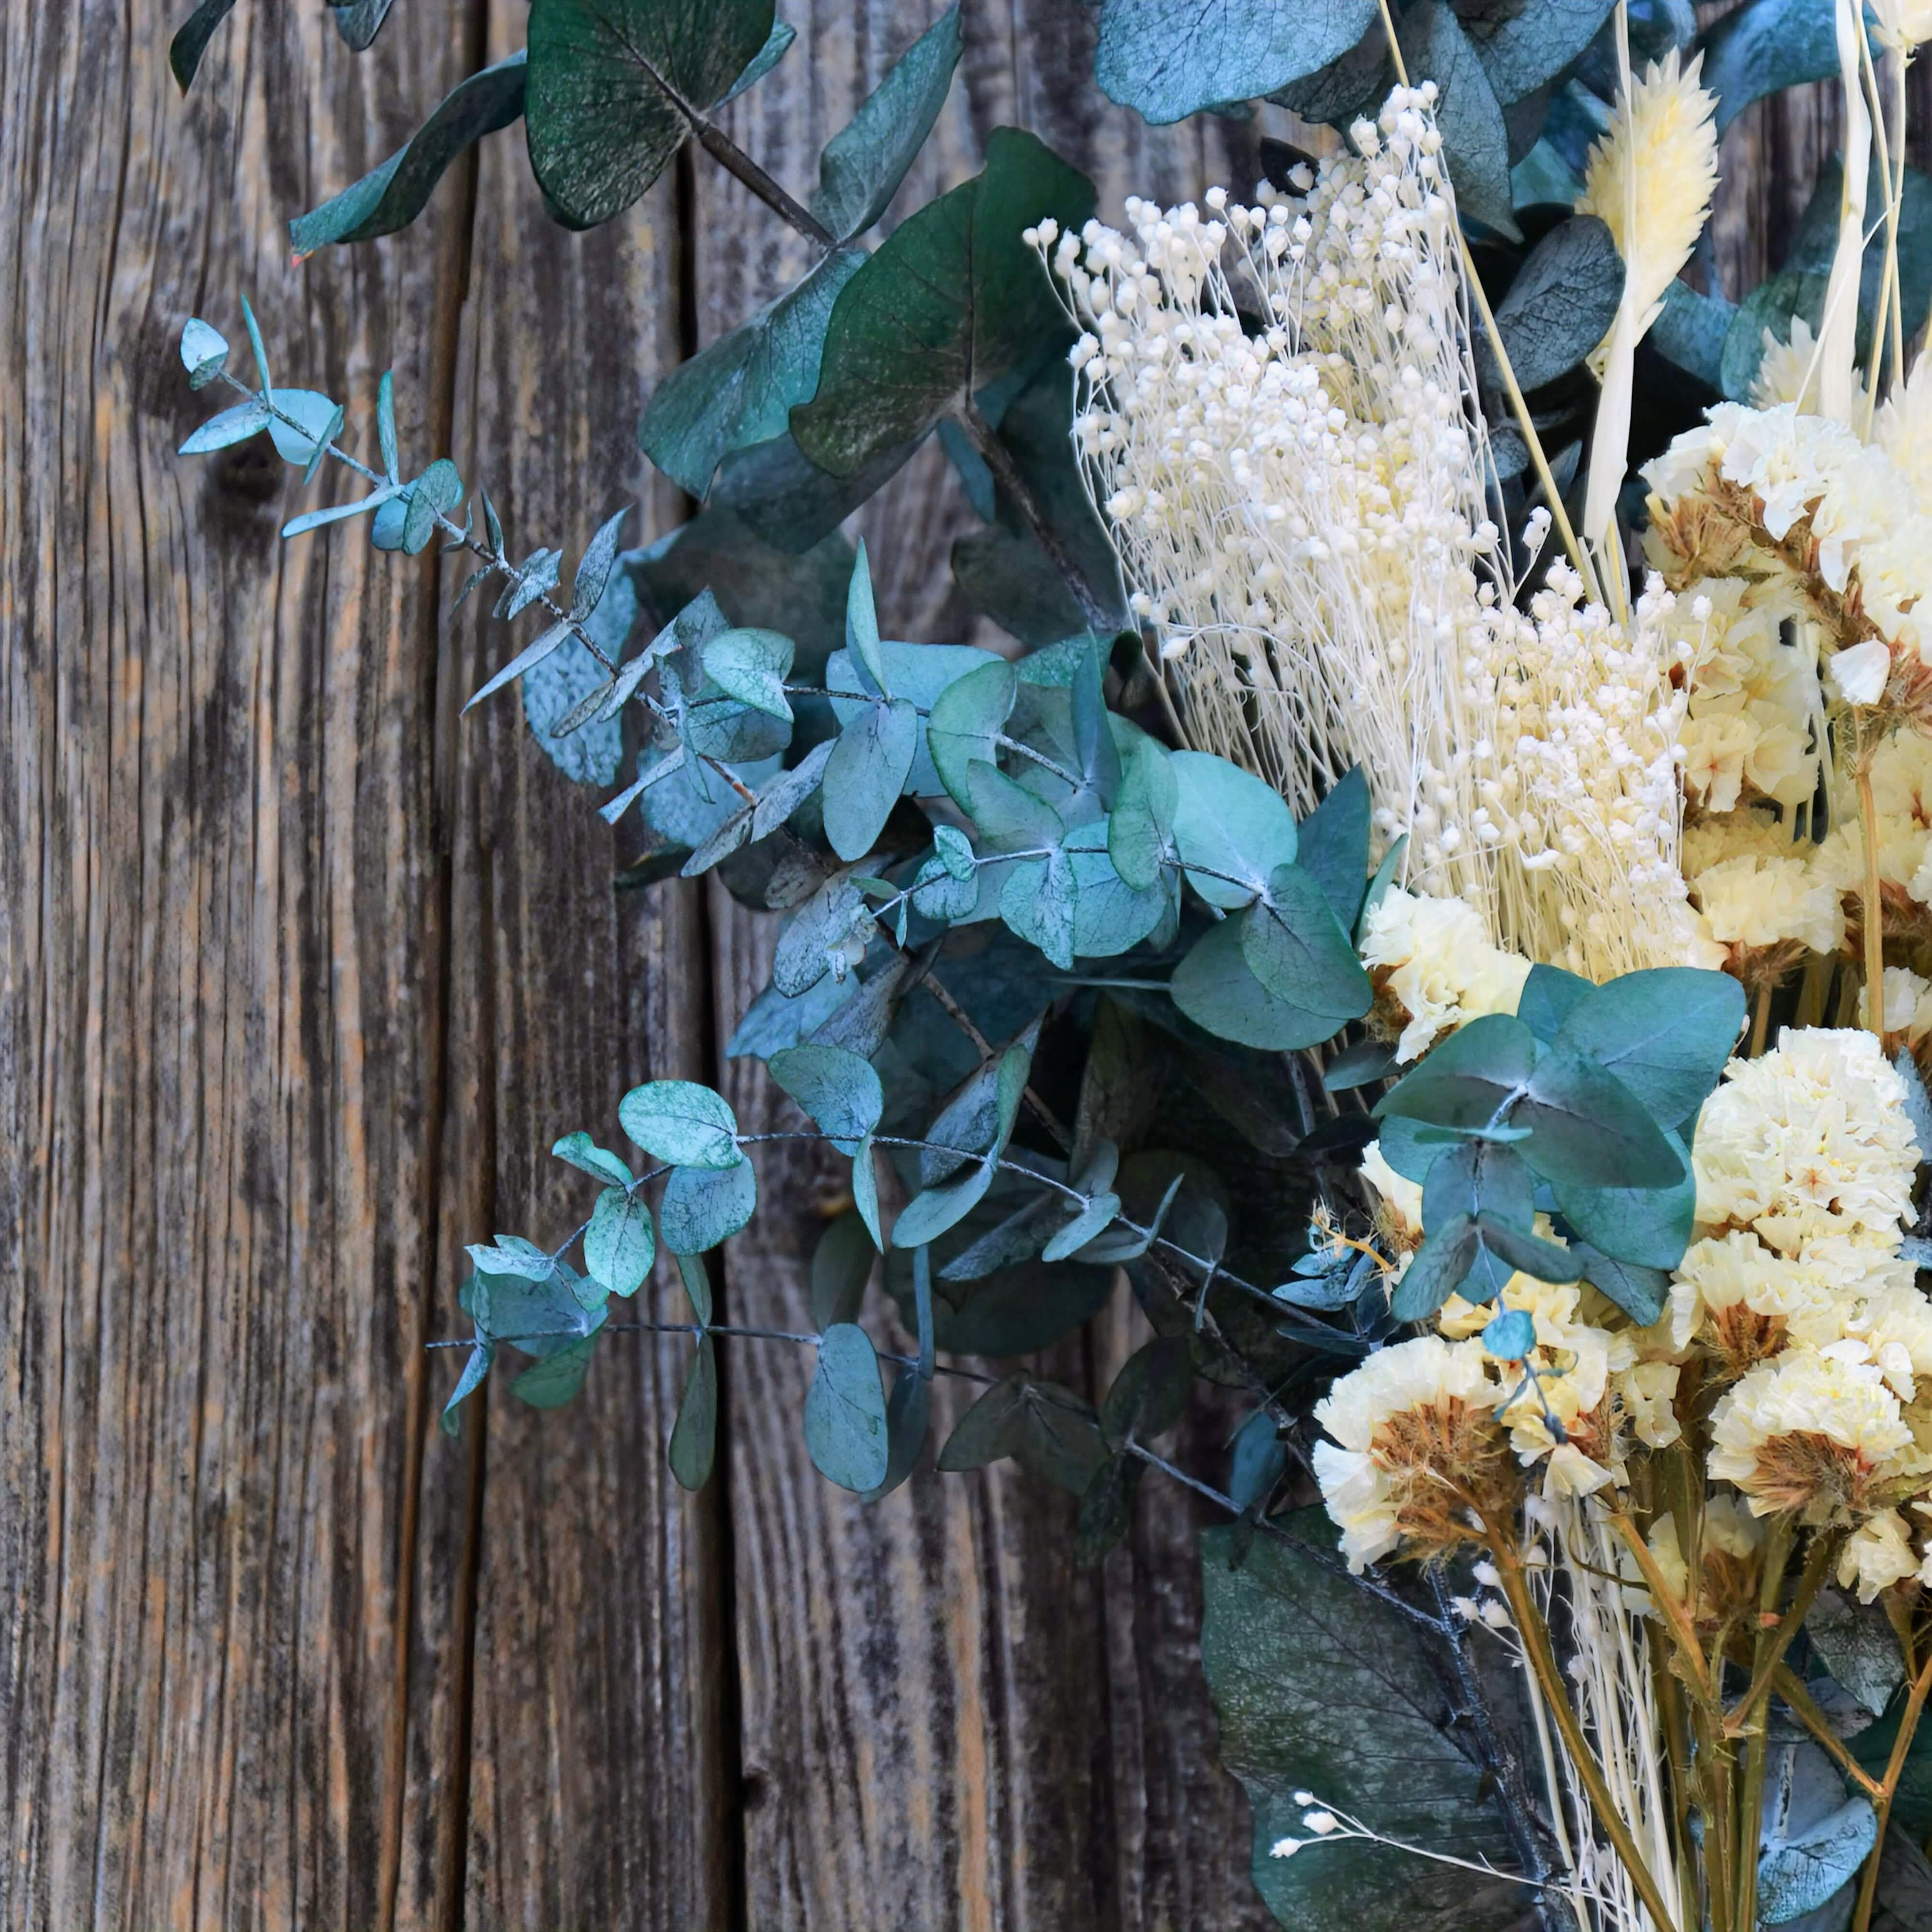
[168,1,1932,1923]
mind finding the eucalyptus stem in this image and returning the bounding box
[1733,1516,1796,1932]
[955,398,1115,633]
[1491,1532,1683,1932]
[1858,740,1887,1038]
[691,118,836,249]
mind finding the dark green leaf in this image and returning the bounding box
[1719,269,1828,402]
[511,1330,600,1407]
[1554,967,1744,1123]
[1199,1512,1525,1930]
[1402,0,1518,239]
[1324,1039,1396,1091]
[768,1043,883,1155]
[618,1079,741,1168]
[1067,821,1171,958]
[1101,1336,1193,1447]
[1486,214,1623,389]
[1652,278,1736,389]
[1517,1045,1685,1190]
[812,6,963,243]
[1389,1214,1480,1321]
[1171,918,1349,1051]
[938,1371,1108,1494]
[1553,1127,1696,1270]
[791,128,1094,474]
[852,1133,884,1249]
[1041,1187,1123,1263]
[330,0,398,52]
[585,1184,655,1295]
[1463,0,1616,105]
[1573,1245,1670,1324]
[1094,0,1378,125]
[526,0,775,228]
[713,428,926,554]
[1697,0,1845,134]
[1074,1453,1143,1565]
[804,1321,890,1491]
[640,250,866,497]
[1169,751,1297,909]
[668,1333,718,1489]
[1240,864,1373,1026]
[1377,1014,1537,1131]
[677,1250,714,1325]
[659,1153,757,1253]
[1295,767,1371,934]
[1515,962,1592,1043]
[1474,1213,1583,1284]
[822,696,918,861]
[170,0,237,90]
[893,1156,997,1250]
[1806,1588,1906,1719]
[811,1211,876,1329]
[1421,1139,1534,1233]
[290,53,528,254]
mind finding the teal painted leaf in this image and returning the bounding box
[828,641,999,796]
[290,53,528,254]
[1169,751,1298,909]
[1240,864,1372,1027]
[1552,1127,1696,1270]
[526,0,774,228]
[1066,821,1170,957]
[719,17,794,103]
[1401,0,1519,239]
[170,0,237,89]
[1515,962,1592,1043]
[678,1250,714,1325]
[1463,0,1616,105]
[640,250,866,497]
[511,1330,601,1407]
[329,0,398,51]
[811,1211,877,1330]
[791,128,1095,476]
[1652,279,1736,388]
[1294,767,1370,934]
[702,627,795,720]
[892,1156,998,1250]
[552,1132,633,1186]
[569,506,631,620]
[180,319,228,390]
[668,1333,718,1489]
[1389,1214,1481,1320]
[844,539,889,695]
[1719,269,1828,401]
[283,485,404,540]
[1854,1685,1932,1843]
[1171,919,1347,1051]
[772,871,873,996]
[1002,846,1079,970]
[1266,26,1391,122]
[861,1366,932,1501]
[1485,215,1623,390]
[822,696,918,860]
[1110,737,1178,891]
[1518,1046,1686,1191]
[1697,0,1845,134]
[1421,1139,1535,1235]
[440,1341,494,1436]
[660,1153,757,1253]
[713,428,927,554]
[1482,1307,1536,1360]
[1757,1792,1877,1925]
[1554,968,1744,1123]
[811,6,963,243]
[804,1322,891,1491]
[584,1185,654,1295]
[927,658,1018,809]
[523,636,625,786]
[264,389,342,469]
[401,457,463,554]
[938,1371,1107,1494]
[618,1079,742,1169]
[1377,1014,1537,1132]
[180,398,270,455]
[767,1043,884,1155]
[1094,0,1377,125]
[1472,1214,1583,1286]
[1199,1512,1528,1929]
[852,1133,884,1249]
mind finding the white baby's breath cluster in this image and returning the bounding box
[1044,86,1504,914]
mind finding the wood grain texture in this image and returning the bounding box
[0,5,468,1928]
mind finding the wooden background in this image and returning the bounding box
[0,2,1865,1928]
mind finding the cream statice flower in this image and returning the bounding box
[1750,315,1868,416]
[1646,402,1932,671]
[1839,1508,1921,1600]
[1690,853,1843,961]
[1669,1230,1848,1368]
[1691,1028,1920,1242]
[1049,87,1507,912]
[1709,1349,1918,1519]
[1815,729,1932,935]
[1872,0,1932,48]
[1860,966,1932,1047]
[1311,1336,1510,1571]
[1577,50,1719,545]
[1358,886,1531,1061]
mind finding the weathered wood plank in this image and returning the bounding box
[0,5,468,1927]
[400,8,735,1930]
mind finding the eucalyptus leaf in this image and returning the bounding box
[1094,0,1378,125]
[811,1211,877,1329]
[179,318,229,390]
[811,6,963,242]
[1485,214,1623,389]
[668,1334,718,1489]
[1400,0,1519,239]
[1697,0,1847,134]
[659,1153,758,1253]
[584,1184,655,1295]
[170,0,238,89]
[1463,0,1616,105]
[804,1321,890,1491]
[1239,864,1372,1028]
[1169,751,1298,909]
[822,696,919,860]
[768,1043,884,1154]
[927,658,1018,809]
[511,1330,601,1408]
[1294,767,1370,933]
[938,1372,1108,1494]
[1554,968,1744,1123]
[526,0,775,227]
[1172,918,1349,1051]
[618,1079,741,1169]
[1515,962,1592,1043]
[290,52,528,254]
